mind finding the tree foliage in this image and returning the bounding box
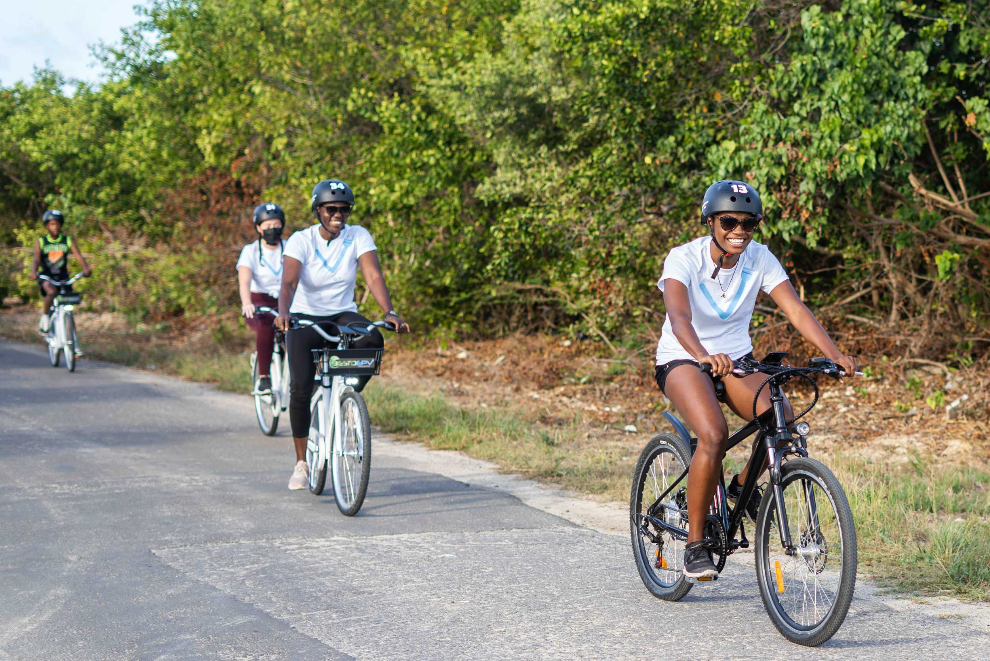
[1,0,988,354]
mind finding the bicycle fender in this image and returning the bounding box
[662,411,693,448]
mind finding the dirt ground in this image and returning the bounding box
[379,321,990,465]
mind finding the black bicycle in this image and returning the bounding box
[630,353,859,646]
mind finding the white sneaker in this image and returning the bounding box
[288,460,309,490]
[39,314,50,333]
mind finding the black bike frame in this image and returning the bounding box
[642,378,809,553]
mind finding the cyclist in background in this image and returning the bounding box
[275,179,410,490]
[29,209,91,333]
[654,180,857,580]
[237,203,287,395]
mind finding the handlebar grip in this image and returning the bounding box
[698,362,712,374]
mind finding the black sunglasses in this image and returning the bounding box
[320,204,352,217]
[716,215,760,233]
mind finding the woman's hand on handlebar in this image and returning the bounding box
[698,353,734,377]
[241,303,256,319]
[274,314,292,332]
[385,312,410,333]
[832,354,859,377]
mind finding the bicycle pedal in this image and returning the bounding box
[687,575,719,583]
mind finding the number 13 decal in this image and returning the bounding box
[730,184,748,194]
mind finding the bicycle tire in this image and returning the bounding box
[755,457,857,646]
[307,395,328,495]
[630,432,693,601]
[331,390,372,516]
[63,313,76,373]
[252,354,279,436]
[48,326,60,367]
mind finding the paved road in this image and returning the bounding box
[1,339,987,659]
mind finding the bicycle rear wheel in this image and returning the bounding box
[63,313,76,372]
[307,394,328,495]
[331,390,371,516]
[252,354,279,436]
[755,457,857,646]
[630,433,693,601]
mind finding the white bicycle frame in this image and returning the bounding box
[49,303,72,350]
[250,306,288,410]
[251,346,289,410]
[298,320,353,483]
[39,274,83,353]
[308,374,351,476]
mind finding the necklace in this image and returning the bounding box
[715,256,741,298]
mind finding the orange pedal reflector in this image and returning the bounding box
[697,576,713,582]
[655,549,668,569]
[775,561,785,593]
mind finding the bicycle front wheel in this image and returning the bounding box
[252,354,278,436]
[630,433,693,601]
[331,390,371,516]
[63,313,76,373]
[307,395,328,495]
[755,457,857,646]
[48,327,60,367]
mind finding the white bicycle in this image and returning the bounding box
[38,273,87,372]
[290,318,394,516]
[249,306,288,436]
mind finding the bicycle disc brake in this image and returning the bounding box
[703,515,729,573]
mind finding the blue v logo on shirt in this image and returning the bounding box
[314,236,355,273]
[698,267,755,319]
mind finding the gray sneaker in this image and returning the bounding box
[683,541,718,580]
[288,460,309,490]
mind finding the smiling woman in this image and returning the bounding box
[0,0,141,85]
[653,179,859,580]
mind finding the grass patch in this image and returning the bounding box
[833,455,990,600]
[363,381,634,498]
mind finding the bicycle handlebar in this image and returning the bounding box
[260,308,397,337]
[699,357,862,378]
[38,273,87,286]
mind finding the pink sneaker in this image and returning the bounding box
[288,460,309,490]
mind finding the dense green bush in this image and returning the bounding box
[1,0,987,354]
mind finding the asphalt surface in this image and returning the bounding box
[2,338,988,659]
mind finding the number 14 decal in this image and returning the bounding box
[730,184,748,194]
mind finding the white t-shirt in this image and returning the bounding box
[655,236,790,365]
[283,223,377,315]
[235,240,286,298]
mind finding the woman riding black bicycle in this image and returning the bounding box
[654,179,857,580]
[274,179,410,490]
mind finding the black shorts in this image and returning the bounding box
[654,352,754,396]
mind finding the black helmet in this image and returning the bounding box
[311,179,354,211]
[700,180,763,225]
[253,202,285,225]
[42,209,65,225]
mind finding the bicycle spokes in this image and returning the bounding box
[765,476,842,628]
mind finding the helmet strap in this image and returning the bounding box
[707,219,732,279]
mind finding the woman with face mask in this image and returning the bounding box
[237,203,287,394]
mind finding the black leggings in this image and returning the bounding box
[286,311,384,438]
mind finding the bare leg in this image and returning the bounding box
[293,437,306,462]
[42,281,56,316]
[662,365,728,544]
[721,372,793,483]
